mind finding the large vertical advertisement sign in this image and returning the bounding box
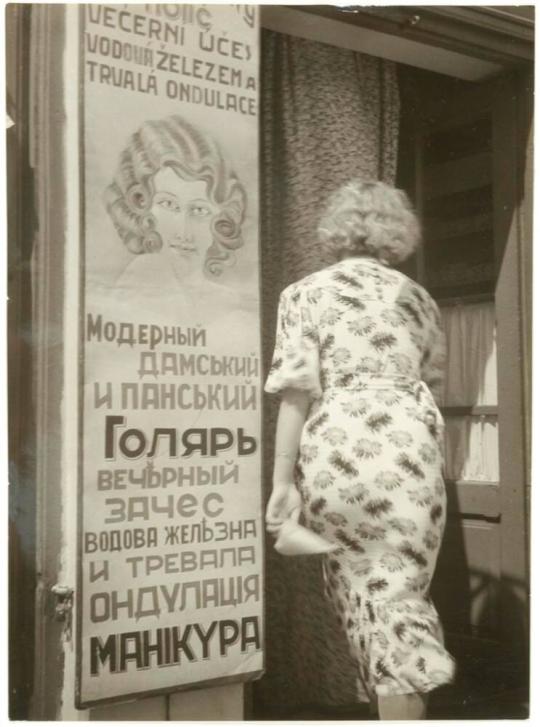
[76,4,262,707]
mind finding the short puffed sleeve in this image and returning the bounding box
[264,284,322,399]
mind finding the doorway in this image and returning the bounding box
[396,63,530,718]
[253,20,530,721]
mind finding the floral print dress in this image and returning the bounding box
[265,256,456,699]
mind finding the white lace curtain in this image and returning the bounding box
[440,302,499,482]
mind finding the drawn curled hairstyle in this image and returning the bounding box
[317,179,421,265]
[104,115,247,277]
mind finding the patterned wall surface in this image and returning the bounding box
[257,29,399,711]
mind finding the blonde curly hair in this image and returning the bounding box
[104,115,246,278]
[317,179,421,265]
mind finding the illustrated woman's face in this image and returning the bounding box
[150,167,217,282]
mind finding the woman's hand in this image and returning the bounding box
[265,483,302,538]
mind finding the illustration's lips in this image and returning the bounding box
[170,243,196,253]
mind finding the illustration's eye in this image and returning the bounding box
[156,196,180,213]
[190,203,213,218]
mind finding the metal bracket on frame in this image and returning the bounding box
[50,584,74,634]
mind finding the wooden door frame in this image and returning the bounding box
[491,70,531,660]
[412,67,532,653]
[8,4,70,720]
[7,4,36,718]
[300,5,534,66]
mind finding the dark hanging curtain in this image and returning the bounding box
[256,30,400,712]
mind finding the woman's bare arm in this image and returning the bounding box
[273,388,311,484]
[266,388,311,534]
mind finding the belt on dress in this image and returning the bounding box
[322,373,442,427]
[323,372,425,391]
